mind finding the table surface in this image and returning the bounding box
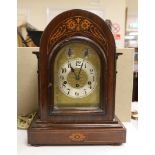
[17,120,138,155]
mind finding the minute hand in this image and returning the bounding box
[77,59,85,80]
[77,49,89,80]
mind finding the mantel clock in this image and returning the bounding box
[28,9,126,145]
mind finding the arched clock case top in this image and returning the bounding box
[39,9,116,122]
[47,15,107,52]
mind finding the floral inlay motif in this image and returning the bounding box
[69,133,86,142]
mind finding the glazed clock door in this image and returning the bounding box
[48,37,107,117]
[54,39,100,109]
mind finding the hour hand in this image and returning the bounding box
[70,66,77,79]
[70,66,75,72]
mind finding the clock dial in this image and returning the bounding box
[58,58,96,98]
[54,41,101,108]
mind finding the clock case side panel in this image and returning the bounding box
[48,37,108,123]
[38,9,116,122]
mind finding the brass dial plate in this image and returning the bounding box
[54,41,101,108]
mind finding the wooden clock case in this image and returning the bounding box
[28,9,126,145]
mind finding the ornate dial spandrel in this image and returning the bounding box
[47,16,107,54]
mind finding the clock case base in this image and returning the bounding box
[28,115,126,145]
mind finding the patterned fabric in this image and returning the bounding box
[17,34,36,47]
[17,112,36,129]
[17,22,37,47]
